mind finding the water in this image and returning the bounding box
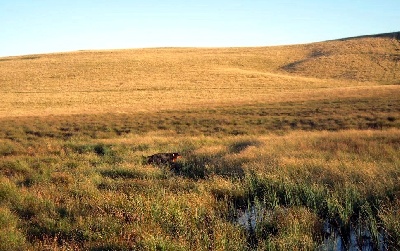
[321,220,388,251]
[236,205,388,251]
[236,205,265,232]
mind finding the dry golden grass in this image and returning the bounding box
[0,33,400,250]
[0,126,398,249]
[1,35,399,117]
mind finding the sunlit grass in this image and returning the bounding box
[0,34,399,249]
[0,123,399,249]
[1,36,399,117]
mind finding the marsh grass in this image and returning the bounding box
[379,201,400,248]
[0,93,398,141]
[0,113,399,250]
[0,206,27,250]
[0,119,398,250]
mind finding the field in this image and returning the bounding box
[0,33,399,250]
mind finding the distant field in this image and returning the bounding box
[1,35,399,117]
[0,34,400,250]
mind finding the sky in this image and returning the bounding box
[0,0,399,57]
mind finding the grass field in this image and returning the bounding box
[1,34,399,117]
[0,33,399,250]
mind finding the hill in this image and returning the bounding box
[0,33,400,250]
[281,32,400,82]
[0,32,399,118]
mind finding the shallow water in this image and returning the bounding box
[236,205,265,232]
[236,205,388,251]
[321,220,388,251]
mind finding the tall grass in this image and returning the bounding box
[0,119,399,250]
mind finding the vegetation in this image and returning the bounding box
[1,34,399,117]
[0,33,399,250]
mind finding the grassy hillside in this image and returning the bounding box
[0,33,400,250]
[281,33,400,83]
[1,33,399,117]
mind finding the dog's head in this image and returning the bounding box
[171,152,182,162]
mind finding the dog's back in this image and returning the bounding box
[147,152,181,165]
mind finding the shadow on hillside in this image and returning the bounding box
[281,49,330,72]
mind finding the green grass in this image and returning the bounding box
[0,206,27,250]
[0,109,399,250]
[1,95,398,141]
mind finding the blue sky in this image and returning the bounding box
[0,0,398,57]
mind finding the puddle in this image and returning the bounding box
[321,220,388,251]
[236,205,266,232]
[235,205,389,251]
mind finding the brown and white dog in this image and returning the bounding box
[147,152,182,166]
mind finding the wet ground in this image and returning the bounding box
[236,205,388,250]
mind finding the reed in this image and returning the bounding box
[0,121,398,249]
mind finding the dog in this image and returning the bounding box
[147,152,182,166]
